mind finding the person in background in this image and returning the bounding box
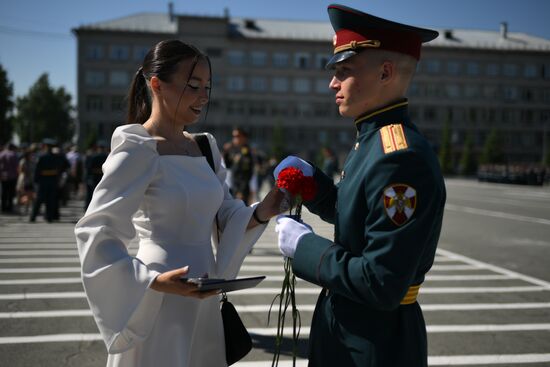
[321,146,339,182]
[0,143,18,213]
[84,141,108,211]
[30,139,60,223]
[16,147,36,215]
[222,127,254,204]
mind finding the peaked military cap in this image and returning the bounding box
[326,4,439,69]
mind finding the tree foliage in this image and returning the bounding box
[480,128,505,164]
[13,73,74,144]
[458,132,477,175]
[271,121,285,161]
[438,120,453,174]
[0,64,14,144]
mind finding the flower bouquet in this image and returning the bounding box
[269,167,316,367]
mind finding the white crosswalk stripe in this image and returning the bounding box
[1,196,550,366]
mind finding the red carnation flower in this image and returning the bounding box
[301,176,317,202]
[276,167,304,196]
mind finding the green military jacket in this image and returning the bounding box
[293,100,446,366]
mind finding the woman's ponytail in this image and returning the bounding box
[126,67,151,125]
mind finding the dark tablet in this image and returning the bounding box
[180,276,266,292]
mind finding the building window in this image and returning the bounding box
[227,76,245,91]
[133,46,150,61]
[315,54,331,69]
[111,96,125,111]
[543,64,550,79]
[85,71,105,87]
[339,131,349,144]
[445,84,460,98]
[424,107,437,121]
[85,44,103,60]
[293,78,311,93]
[227,51,245,66]
[250,76,267,91]
[250,102,267,116]
[524,64,538,78]
[503,64,518,77]
[272,77,289,93]
[466,62,480,76]
[294,53,310,69]
[424,59,441,74]
[226,100,246,115]
[272,53,289,68]
[464,85,480,99]
[487,63,499,77]
[251,51,267,67]
[206,48,222,58]
[109,45,130,61]
[315,79,330,94]
[313,103,331,117]
[86,95,103,111]
[446,61,460,75]
[503,86,519,101]
[407,83,421,97]
[483,85,498,99]
[542,89,550,103]
[109,71,129,87]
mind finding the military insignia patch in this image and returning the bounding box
[383,184,417,226]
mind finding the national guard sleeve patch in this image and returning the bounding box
[383,184,417,226]
[379,124,408,154]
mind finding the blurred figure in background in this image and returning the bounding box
[30,139,60,223]
[223,127,254,204]
[0,143,18,213]
[66,144,83,199]
[16,147,36,215]
[84,140,109,210]
[321,146,339,182]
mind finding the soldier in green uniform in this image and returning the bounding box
[30,139,60,223]
[274,4,446,366]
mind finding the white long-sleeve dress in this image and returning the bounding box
[75,124,267,367]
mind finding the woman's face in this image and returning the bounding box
[160,57,211,125]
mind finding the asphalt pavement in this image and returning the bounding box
[0,178,549,366]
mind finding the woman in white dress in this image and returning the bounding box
[75,40,284,366]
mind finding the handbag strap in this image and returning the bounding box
[194,133,220,243]
[195,134,215,171]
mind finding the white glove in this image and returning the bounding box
[274,156,314,180]
[275,215,313,258]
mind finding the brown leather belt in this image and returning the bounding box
[40,170,58,176]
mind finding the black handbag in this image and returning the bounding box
[220,292,253,365]
[195,134,253,365]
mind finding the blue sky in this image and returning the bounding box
[1,0,549,103]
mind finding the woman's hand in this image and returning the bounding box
[248,187,288,228]
[149,266,219,299]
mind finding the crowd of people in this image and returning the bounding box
[0,140,110,222]
[477,164,548,186]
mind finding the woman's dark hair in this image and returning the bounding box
[126,39,212,125]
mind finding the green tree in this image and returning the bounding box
[479,128,505,164]
[458,132,477,175]
[271,121,285,161]
[438,120,453,174]
[0,64,14,144]
[13,73,74,144]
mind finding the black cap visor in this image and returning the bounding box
[325,50,358,69]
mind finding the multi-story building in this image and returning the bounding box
[73,6,550,165]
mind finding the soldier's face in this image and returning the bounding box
[329,52,385,118]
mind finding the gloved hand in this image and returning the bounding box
[274,156,314,180]
[275,215,313,258]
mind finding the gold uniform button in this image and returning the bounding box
[354,142,359,150]
[340,170,346,180]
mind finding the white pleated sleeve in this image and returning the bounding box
[204,133,268,279]
[75,126,164,354]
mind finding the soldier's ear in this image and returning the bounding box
[380,61,394,82]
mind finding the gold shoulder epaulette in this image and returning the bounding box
[379,124,409,154]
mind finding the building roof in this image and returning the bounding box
[77,13,177,34]
[76,12,550,51]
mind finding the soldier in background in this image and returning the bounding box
[84,140,109,210]
[30,139,60,223]
[223,127,254,204]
